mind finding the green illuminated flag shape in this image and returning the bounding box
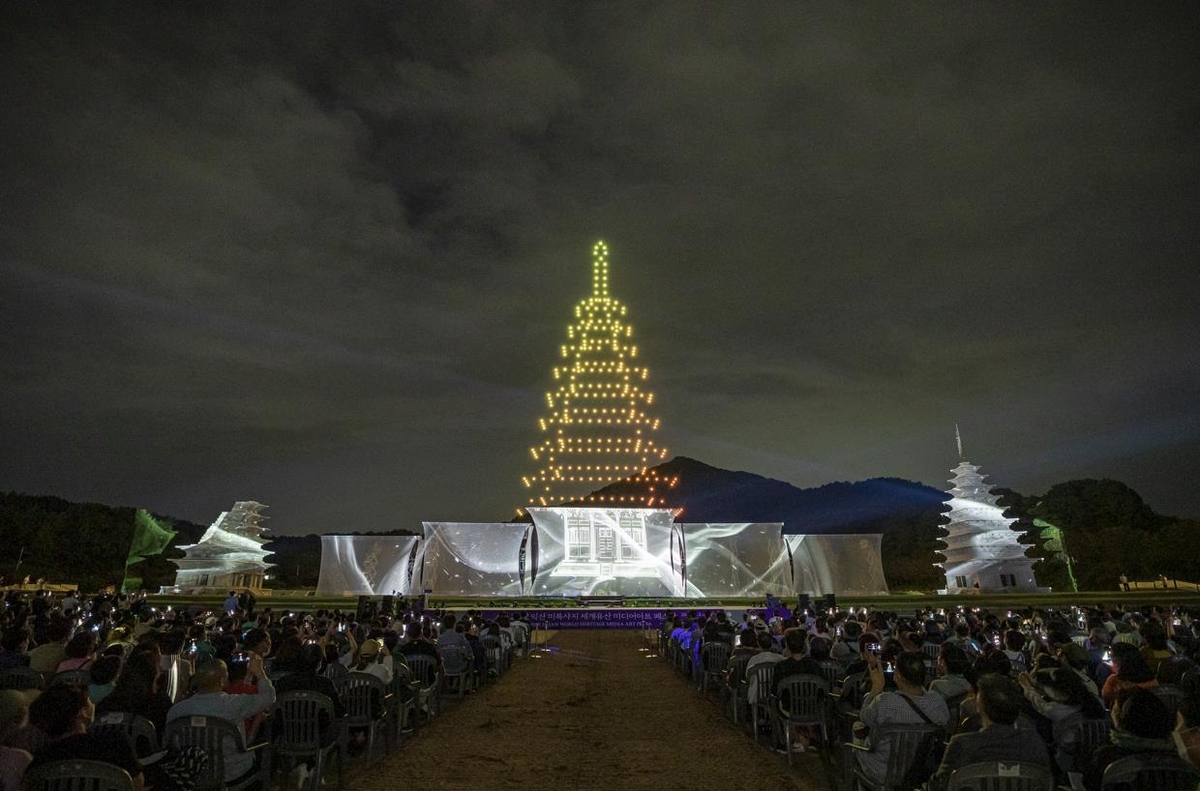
[1034,518,1078,593]
[122,509,177,592]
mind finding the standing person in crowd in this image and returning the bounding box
[927,674,1050,791]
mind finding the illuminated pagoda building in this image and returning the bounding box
[169,501,274,592]
[520,241,675,515]
[936,429,1041,594]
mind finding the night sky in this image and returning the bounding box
[2,4,1198,536]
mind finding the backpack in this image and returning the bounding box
[897,694,945,788]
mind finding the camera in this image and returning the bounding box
[232,651,250,663]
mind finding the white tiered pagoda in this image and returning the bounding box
[936,432,1041,594]
[168,501,274,593]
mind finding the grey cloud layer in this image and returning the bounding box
[1,3,1197,532]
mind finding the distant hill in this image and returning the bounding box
[580,456,950,588]
[589,456,948,531]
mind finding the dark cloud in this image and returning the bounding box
[1,3,1198,534]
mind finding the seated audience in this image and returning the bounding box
[1084,688,1176,791]
[0,690,34,791]
[95,652,174,740]
[847,651,949,787]
[1101,643,1158,707]
[27,684,144,791]
[167,656,275,783]
[928,674,1051,791]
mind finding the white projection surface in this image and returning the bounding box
[527,507,683,597]
[785,534,889,596]
[316,511,892,598]
[680,523,790,597]
[418,522,535,597]
[315,535,422,596]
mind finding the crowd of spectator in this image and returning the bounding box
[659,600,1200,790]
[0,587,529,791]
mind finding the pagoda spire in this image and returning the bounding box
[591,240,609,298]
[955,423,964,460]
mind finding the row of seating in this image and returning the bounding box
[18,627,529,791]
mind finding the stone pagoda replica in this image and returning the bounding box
[936,428,1041,594]
[168,501,274,593]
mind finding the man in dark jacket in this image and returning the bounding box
[928,674,1050,791]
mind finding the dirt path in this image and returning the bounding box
[356,630,834,791]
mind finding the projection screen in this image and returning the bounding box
[418,522,535,597]
[680,522,790,598]
[785,533,889,595]
[527,507,684,597]
[315,535,422,596]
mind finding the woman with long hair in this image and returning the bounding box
[94,651,174,742]
[1102,643,1158,707]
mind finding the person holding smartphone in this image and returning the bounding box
[849,651,950,787]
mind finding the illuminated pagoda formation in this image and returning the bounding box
[168,501,274,592]
[936,428,1041,594]
[520,240,675,514]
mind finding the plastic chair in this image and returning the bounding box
[0,666,44,690]
[332,672,390,763]
[388,663,419,737]
[163,714,271,791]
[725,654,751,724]
[1156,657,1196,685]
[831,670,868,741]
[22,759,135,791]
[773,673,830,765]
[273,691,344,791]
[404,654,441,720]
[818,659,846,690]
[923,643,943,677]
[49,669,91,688]
[480,635,504,677]
[844,722,945,791]
[441,646,474,697]
[89,711,158,758]
[1149,684,1186,720]
[1052,714,1112,775]
[1100,753,1199,791]
[699,642,731,694]
[745,662,776,744]
[946,761,1054,791]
